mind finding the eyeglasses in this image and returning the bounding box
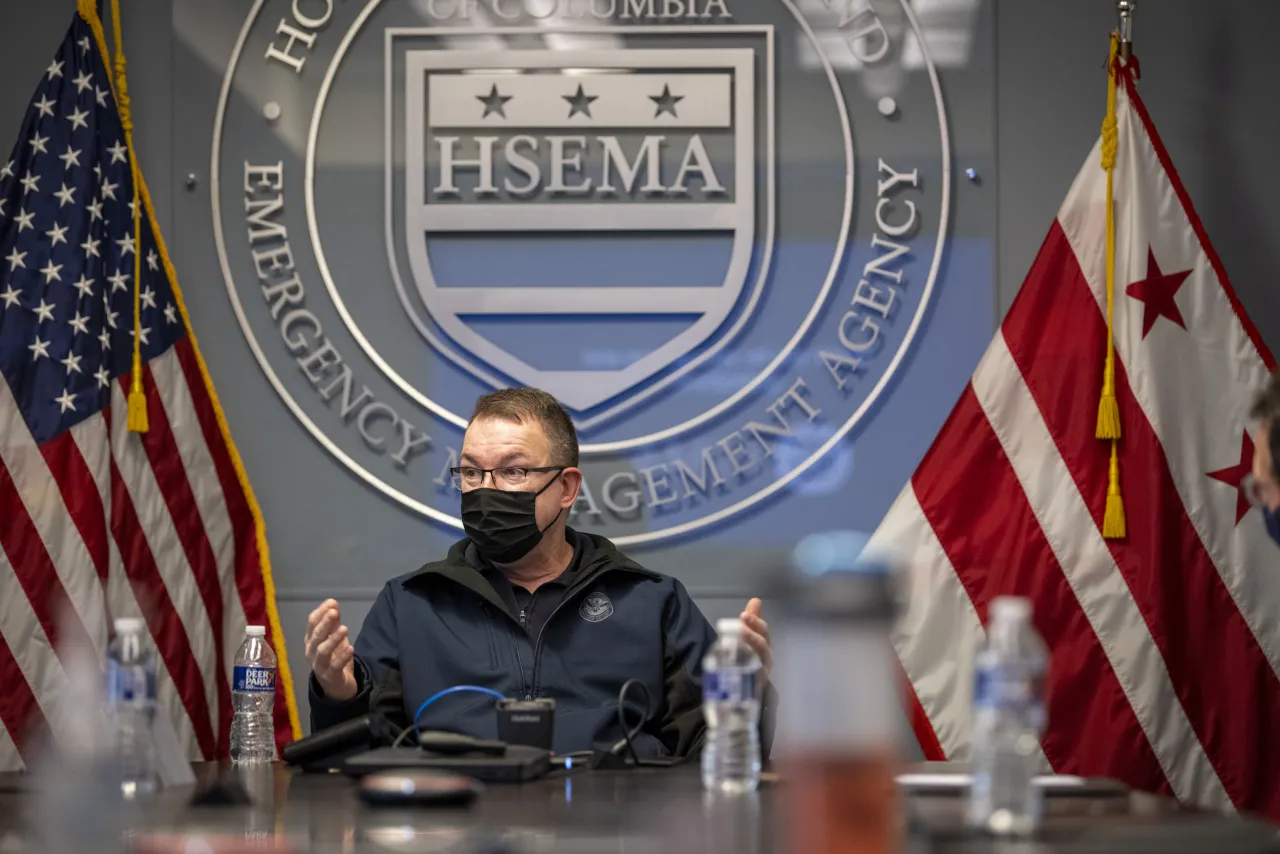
[450,466,564,492]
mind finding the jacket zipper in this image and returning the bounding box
[528,565,649,696]
[509,623,529,698]
[476,597,531,698]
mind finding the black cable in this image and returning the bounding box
[389,725,416,749]
[616,678,652,766]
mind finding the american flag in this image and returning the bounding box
[871,57,1280,817]
[0,9,300,767]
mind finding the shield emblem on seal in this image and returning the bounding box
[397,45,767,413]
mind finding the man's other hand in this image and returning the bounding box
[741,598,773,683]
[305,598,358,701]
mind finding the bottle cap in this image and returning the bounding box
[716,618,744,636]
[245,625,267,637]
[114,617,144,634]
[991,596,1032,622]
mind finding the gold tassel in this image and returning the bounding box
[1102,441,1126,539]
[1097,32,1125,540]
[1096,33,1122,442]
[127,374,148,432]
[1096,390,1121,440]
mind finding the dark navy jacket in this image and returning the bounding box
[310,530,775,759]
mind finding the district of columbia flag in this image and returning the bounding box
[870,47,1280,817]
[0,1,301,768]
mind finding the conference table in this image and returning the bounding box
[2,761,1279,854]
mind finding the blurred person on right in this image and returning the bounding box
[1248,372,1280,543]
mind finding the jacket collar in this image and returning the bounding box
[401,528,659,609]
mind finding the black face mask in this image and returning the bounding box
[461,470,564,564]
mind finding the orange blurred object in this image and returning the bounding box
[781,752,900,854]
[772,534,903,854]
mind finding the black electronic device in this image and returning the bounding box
[357,770,483,807]
[281,714,399,772]
[344,744,552,783]
[495,698,555,749]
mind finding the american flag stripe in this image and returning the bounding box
[109,378,223,711]
[42,432,111,586]
[135,365,232,754]
[72,412,203,757]
[172,339,262,612]
[107,382,222,752]
[5,460,107,665]
[971,329,1198,801]
[149,344,251,662]
[0,548,62,753]
[0,669,24,767]
[0,382,105,662]
[107,445,219,760]
[71,417,125,607]
[148,348,253,747]
[883,66,1280,818]
[170,338,299,750]
[0,631,41,764]
[0,468,67,656]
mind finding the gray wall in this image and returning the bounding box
[2,0,1277,739]
[995,0,1280,341]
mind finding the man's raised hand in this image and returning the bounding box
[305,598,357,701]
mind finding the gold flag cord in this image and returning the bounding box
[1099,32,1125,539]
[94,0,148,433]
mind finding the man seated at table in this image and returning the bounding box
[303,387,775,760]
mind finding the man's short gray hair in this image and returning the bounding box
[469,388,579,467]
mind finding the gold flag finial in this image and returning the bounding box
[1118,1,1136,60]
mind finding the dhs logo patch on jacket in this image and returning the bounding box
[579,592,613,623]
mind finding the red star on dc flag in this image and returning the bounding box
[1206,430,1256,524]
[1125,247,1193,338]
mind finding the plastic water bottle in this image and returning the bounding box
[967,596,1049,836]
[230,625,277,764]
[702,617,761,794]
[106,617,158,797]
